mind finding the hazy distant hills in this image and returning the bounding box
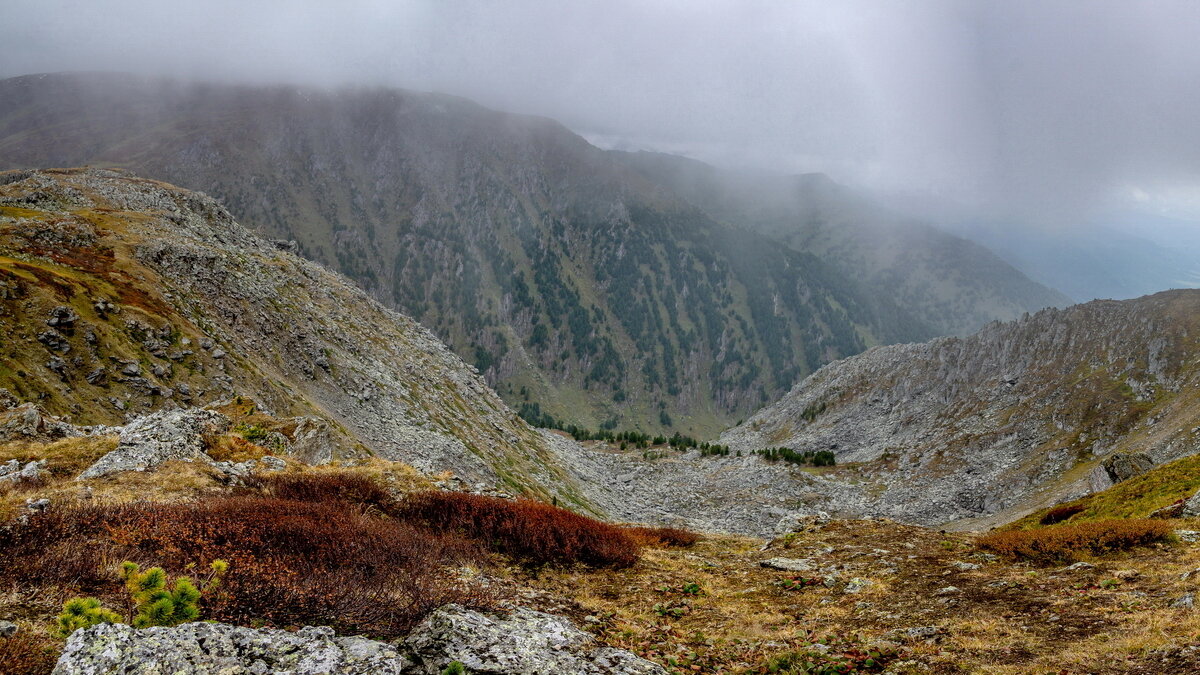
[0,72,1064,433]
[944,218,1200,303]
[621,152,1072,337]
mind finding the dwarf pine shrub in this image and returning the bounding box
[122,561,216,628]
[53,597,120,638]
[53,559,227,637]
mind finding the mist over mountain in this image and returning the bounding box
[0,72,1067,435]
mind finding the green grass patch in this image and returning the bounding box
[1010,453,1200,529]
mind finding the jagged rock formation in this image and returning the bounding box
[720,290,1200,526]
[52,606,664,675]
[0,168,588,506]
[0,73,1063,434]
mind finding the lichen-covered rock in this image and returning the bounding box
[0,458,46,483]
[52,622,411,674]
[287,417,336,465]
[79,408,229,479]
[402,605,666,674]
[0,403,81,442]
[1089,452,1156,492]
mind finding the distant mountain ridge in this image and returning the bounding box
[0,72,1065,433]
[620,151,1072,337]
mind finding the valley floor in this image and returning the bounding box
[506,519,1200,674]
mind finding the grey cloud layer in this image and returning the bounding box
[3,0,1199,221]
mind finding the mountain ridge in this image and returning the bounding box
[0,72,1066,434]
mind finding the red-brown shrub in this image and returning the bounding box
[978,519,1172,563]
[623,525,701,548]
[0,632,58,675]
[1039,503,1086,525]
[0,496,488,637]
[243,471,395,513]
[395,491,640,568]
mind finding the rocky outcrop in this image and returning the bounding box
[0,403,81,442]
[52,622,412,675]
[52,607,665,674]
[0,458,46,483]
[1088,452,1156,492]
[78,408,229,479]
[1183,489,1200,519]
[402,605,665,675]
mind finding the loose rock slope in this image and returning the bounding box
[721,290,1200,526]
[0,167,584,504]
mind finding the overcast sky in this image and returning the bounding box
[4,0,1200,224]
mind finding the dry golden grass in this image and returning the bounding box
[0,435,118,477]
[206,435,271,463]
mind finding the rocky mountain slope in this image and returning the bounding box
[0,72,1062,434]
[0,167,586,504]
[720,290,1200,526]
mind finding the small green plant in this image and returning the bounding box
[53,560,227,637]
[680,582,703,596]
[53,598,121,638]
[441,662,468,675]
[1100,578,1121,589]
[122,562,200,628]
[234,423,271,443]
[652,602,688,618]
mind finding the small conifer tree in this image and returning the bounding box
[53,560,228,637]
[53,598,121,638]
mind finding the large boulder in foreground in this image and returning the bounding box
[402,605,666,674]
[52,622,412,674]
[78,408,229,479]
[52,606,665,674]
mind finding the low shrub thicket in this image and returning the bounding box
[624,526,700,548]
[244,471,395,513]
[0,496,487,637]
[395,491,640,568]
[1039,503,1086,525]
[977,519,1172,563]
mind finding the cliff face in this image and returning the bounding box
[721,290,1200,526]
[0,167,589,506]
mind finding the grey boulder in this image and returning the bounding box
[52,622,412,675]
[1182,489,1200,518]
[1088,452,1155,492]
[79,408,229,479]
[402,605,666,675]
